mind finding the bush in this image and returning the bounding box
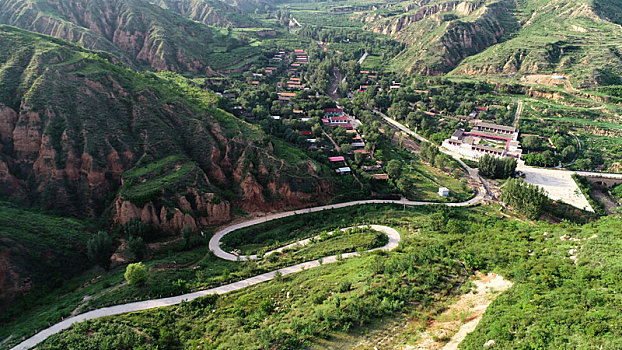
[124,262,148,286]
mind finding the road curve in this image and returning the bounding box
[12,224,403,350]
[210,195,483,262]
[12,192,483,350]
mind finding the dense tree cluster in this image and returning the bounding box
[478,154,517,179]
[501,179,548,219]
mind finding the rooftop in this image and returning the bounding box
[475,122,516,133]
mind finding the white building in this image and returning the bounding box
[438,187,450,197]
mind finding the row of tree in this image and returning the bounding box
[478,155,517,179]
[501,179,548,220]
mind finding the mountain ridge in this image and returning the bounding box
[0,0,256,73]
[0,25,332,231]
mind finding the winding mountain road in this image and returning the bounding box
[11,192,484,350]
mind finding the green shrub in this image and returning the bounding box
[124,262,147,286]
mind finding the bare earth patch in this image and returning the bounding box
[404,272,512,350]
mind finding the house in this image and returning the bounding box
[361,165,382,172]
[324,108,344,116]
[442,122,522,160]
[335,167,351,175]
[271,115,281,120]
[278,92,296,102]
[329,156,345,162]
[473,121,516,135]
[328,116,349,124]
[438,187,450,197]
[372,174,389,180]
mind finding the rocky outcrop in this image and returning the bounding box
[365,1,462,36]
[152,0,258,28]
[0,26,332,229]
[0,0,245,73]
[113,190,231,232]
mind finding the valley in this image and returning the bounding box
[1,0,622,349]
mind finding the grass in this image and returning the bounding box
[0,201,97,341]
[24,202,622,349]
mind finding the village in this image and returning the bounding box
[207,44,622,211]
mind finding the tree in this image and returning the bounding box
[541,150,556,167]
[396,177,411,195]
[123,218,149,239]
[501,179,548,220]
[386,159,402,178]
[124,262,147,286]
[523,135,543,150]
[129,235,146,261]
[478,155,517,179]
[575,158,592,170]
[354,152,364,165]
[182,225,194,249]
[87,231,113,270]
[561,145,576,162]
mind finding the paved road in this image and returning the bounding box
[373,109,493,198]
[12,111,488,350]
[12,195,485,350]
[512,101,524,129]
[210,195,483,262]
[358,52,369,65]
[374,108,428,144]
[12,224,400,350]
[374,109,622,209]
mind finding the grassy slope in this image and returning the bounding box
[0,0,258,72]
[452,0,622,87]
[372,0,517,74]
[0,201,93,320]
[25,205,622,349]
[0,25,325,212]
[152,0,260,28]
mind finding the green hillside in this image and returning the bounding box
[0,201,93,320]
[24,205,622,350]
[0,0,260,72]
[0,25,331,221]
[452,0,622,87]
[152,0,261,27]
[358,0,622,86]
